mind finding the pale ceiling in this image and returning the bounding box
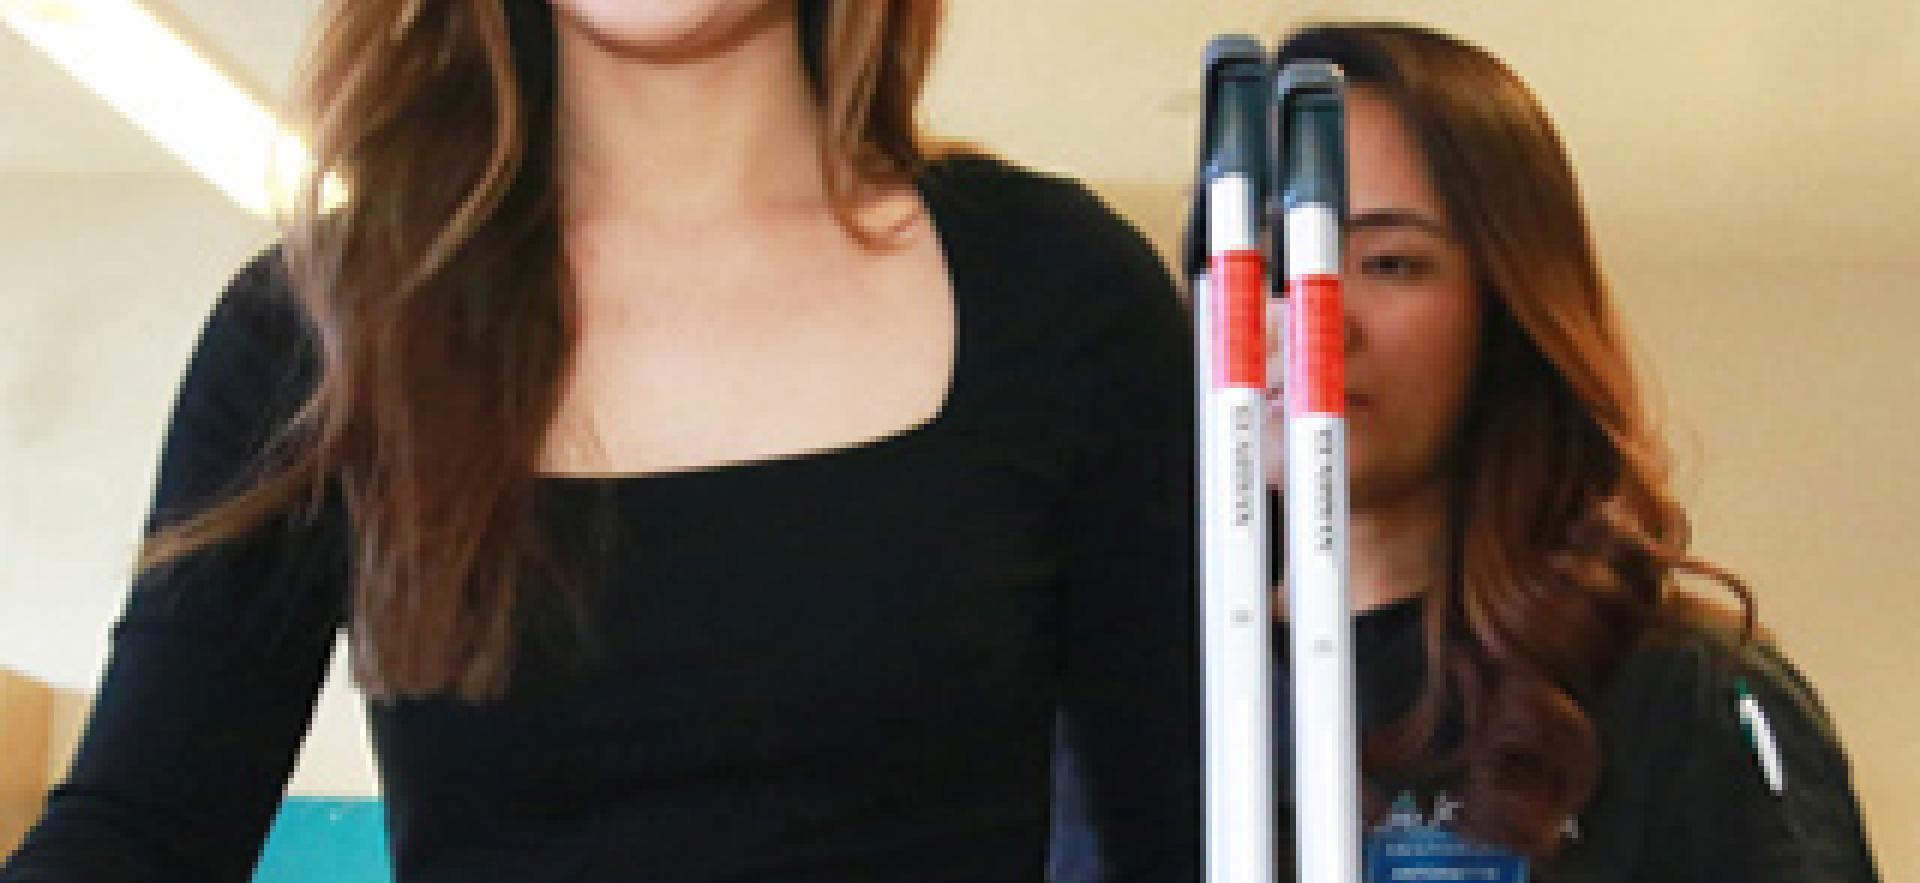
[4,0,1915,262]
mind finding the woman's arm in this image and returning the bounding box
[2,251,346,882]
[1043,180,1201,883]
[1607,627,1885,883]
[1675,637,1882,882]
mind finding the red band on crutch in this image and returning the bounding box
[1210,250,1267,389]
[1286,274,1344,416]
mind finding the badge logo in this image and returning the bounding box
[1365,791,1530,883]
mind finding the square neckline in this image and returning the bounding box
[539,162,975,486]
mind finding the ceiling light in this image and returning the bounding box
[1,0,343,216]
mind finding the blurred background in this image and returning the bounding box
[3,0,1915,878]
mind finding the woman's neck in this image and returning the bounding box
[554,7,828,226]
[1346,478,1450,612]
[1276,476,1451,616]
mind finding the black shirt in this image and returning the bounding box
[1053,595,1881,882]
[3,155,1202,883]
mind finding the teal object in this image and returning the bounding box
[253,797,394,883]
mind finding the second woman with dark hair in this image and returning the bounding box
[1050,22,1878,883]
[3,2,1199,881]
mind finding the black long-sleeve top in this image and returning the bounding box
[3,155,1202,882]
[1054,594,1881,881]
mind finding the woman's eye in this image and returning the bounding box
[1356,253,1434,280]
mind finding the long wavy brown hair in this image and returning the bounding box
[137,0,945,701]
[1276,23,1755,858]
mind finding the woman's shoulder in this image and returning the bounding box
[918,148,1177,332]
[1607,600,1834,738]
[192,245,320,390]
[920,148,1160,260]
[921,147,1093,205]
[1583,597,1880,880]
[1596,599,1842,759]
[202,245,308,351]
[156,245,320,513]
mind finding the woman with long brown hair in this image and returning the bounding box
[3,2,1199,881]
[1048,22,1878,883]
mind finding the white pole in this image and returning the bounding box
[1195,37,1278,883]
[1276,64,1363,883]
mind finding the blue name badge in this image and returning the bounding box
[1364,796,1529,883]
